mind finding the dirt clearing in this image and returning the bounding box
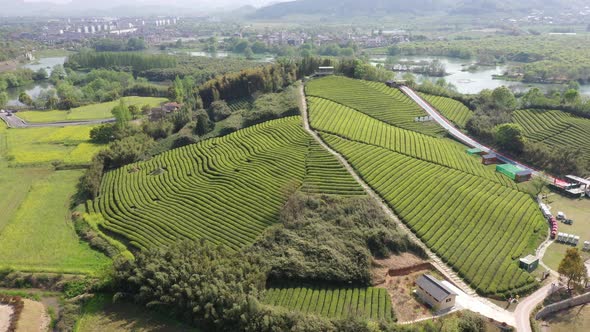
[0,304,14,332]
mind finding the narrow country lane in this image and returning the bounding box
[399,86,554,182]
[0,112,115,128]
[514,281,556,332]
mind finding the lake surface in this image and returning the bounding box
[374,55,590,96]
[21,56,67,75]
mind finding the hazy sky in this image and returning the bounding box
[23,0,285,5]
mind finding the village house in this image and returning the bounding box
[415,274,457,312]
[149,102,182,121]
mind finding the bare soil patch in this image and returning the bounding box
[371,253,442,322]
[371,252,427,285]
[16,299,47,332]
[0,304,14,332]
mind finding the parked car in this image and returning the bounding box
[557,212,566,220]
[563,219,574,225]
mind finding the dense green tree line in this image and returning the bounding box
[66,51,177,73]
[92,37,147,52]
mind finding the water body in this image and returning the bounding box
[375,55,590,96]
[4,57,66,107]
[21,56,67,75]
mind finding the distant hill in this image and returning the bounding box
[252,0,588,19]
[252,0,453,19]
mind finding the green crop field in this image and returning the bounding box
[0,170,110,273]
[308,97,517,189]
[227,98,252,112]
[512,109,590,163]
[4,125,106,166]
[305,76,444,136]
[263,285,393,321]
[307,82,546,296]
[91,116,363,251]
[301,144,364,196]
[18,97,167,123]
[418,93,473,128]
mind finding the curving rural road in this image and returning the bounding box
[0,112,114,128]
[399,86,554,182]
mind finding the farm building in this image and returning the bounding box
[496,164,532,182]
[385,80,407,88]
[466,148,485,156]
[316,66,335,76]
[415,274,457,311]
[481,153,499,165]
[519,255,539,272]
[550,177,589,197]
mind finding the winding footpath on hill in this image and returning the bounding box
[299,83,556,331]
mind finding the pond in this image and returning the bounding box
[4,57,67,107]
[21,56,67,75]
[374,55,590,96]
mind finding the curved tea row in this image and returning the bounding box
[92,117,365,251]
[263,285,393,321]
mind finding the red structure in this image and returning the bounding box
[481,153,499,165]
[550,217,558,239]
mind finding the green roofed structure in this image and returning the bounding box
[496,164,532,182]
[466,148,484,155]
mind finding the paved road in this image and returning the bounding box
[443,280,516,327]
[400,86,554,182]
[514,281,556,332]
[0,112,115,128]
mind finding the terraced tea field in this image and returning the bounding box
[307,83,546,295]
[92,117,364,251]
[308,97,516,189]
[305,76,444,136]
[418,93,473,128]
[263,285,393,321]
[512,109,590,163]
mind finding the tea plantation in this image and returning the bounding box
[91,117,364,251]
[305,76,444,136]
[306,77,547,296]
[263,285,393,321]
[512,109,590,163]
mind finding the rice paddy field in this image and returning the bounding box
[17,97,167,123]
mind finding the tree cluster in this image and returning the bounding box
[251,193,426,286]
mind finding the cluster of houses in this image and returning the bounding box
[24,17,180,44]
[247,29,409,48]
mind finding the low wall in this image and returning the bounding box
[536,291,590,320]
[388,262,434,277]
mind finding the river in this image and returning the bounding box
[374,55,590,96]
